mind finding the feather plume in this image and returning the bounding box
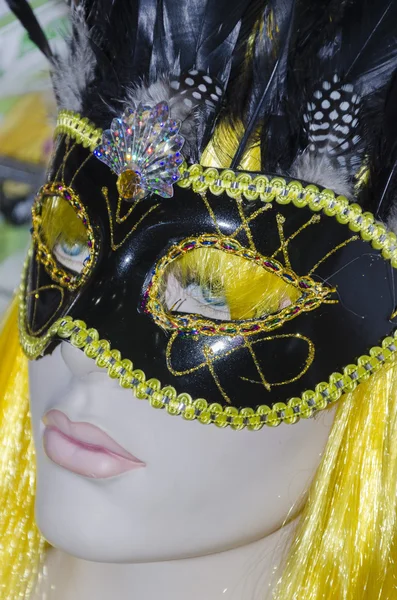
[50,0,262,161]
[125,70,224,160]
[289,0,397,198]
[230,0,353,170]
[52,11,96,113]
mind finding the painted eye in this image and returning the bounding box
[161,247,300,322]
[145,236,335,336]
[53,240,90,274]
[32,183,96,288]
[164,272,231,320]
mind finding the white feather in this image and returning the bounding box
[125,77,202,157]
[290,151,354,198]
[52,14,96,112]
[387,206,397,234]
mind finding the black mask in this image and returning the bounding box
[19,117,397,430]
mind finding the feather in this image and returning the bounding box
[55,0,262,162]
[359,71,397,221]
[125,69,224,161]
[290,76,362,197]
[229,0,356,170]
[5,0,54,61]
[52,11,97,113]
[290,0,397,199]
[230,0,296,169]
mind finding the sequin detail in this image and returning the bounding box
[93,102,185,202]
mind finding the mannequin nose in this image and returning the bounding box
[61,341,104,377]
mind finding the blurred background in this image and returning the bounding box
[0,0,68,314]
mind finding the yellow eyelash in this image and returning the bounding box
[41,195,87,249]
[171,247,301,320]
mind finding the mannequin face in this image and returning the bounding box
[29,341,335,563]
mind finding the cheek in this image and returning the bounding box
[28,345,335,562]
[28,345,73,437]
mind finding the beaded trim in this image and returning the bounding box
[55,110,103,150]
[143,235,335,336]
[32,182,98,291]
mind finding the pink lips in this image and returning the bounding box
[42,410,145,479]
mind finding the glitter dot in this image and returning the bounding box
[184,98,193,107]
[321,100,331,109]
[330,91,341,100]
[322,81,331,90]
[215,86,222,95]
[340,101,350,111]
[314,90,322,99]
[329,110,339,120]
[203,75,212,84]
[342,114,352,123]
[192,91,202,99]
[210,93,218,101]
[314,111,324,120]
[185,77,194,86]
[198,84,207,92]
[170,81,180,90]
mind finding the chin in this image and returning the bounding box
[32,458,216,563]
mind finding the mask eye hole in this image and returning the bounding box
[144,235,333,336]
[32,183,96,289]
[161,248,300,322]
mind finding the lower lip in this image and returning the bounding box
[43,427,145,479]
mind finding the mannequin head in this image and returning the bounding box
[3,301,397,600]
[4,1,397,598]
[29,341,335,562]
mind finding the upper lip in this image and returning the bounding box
[42,409,144,464]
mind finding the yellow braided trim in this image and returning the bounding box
[52,112,395,269]
[177,164,397,267]
[55,110,103,150]
[18,264,397,430]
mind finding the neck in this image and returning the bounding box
[37,521,296,600]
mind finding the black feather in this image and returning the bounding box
[288,0,397,197]
[227,0,397,200]
[230,0,353,170]
[359,71,397,220]
[5,0,54,62]
[230,0,296,169]
[62,0,265,158]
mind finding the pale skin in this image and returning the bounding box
[29,342,335,599]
